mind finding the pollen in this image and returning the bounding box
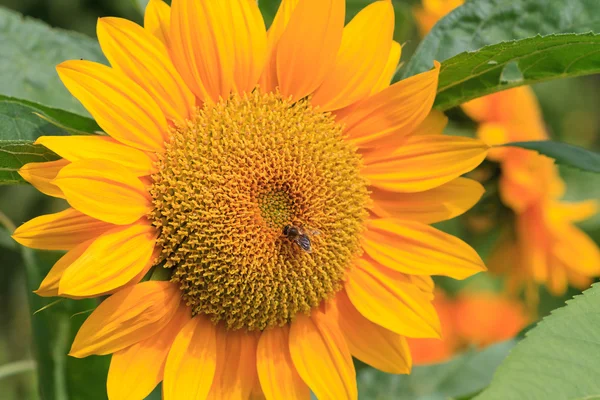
[149,91,369,331]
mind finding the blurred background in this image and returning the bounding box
[0,0,599,399]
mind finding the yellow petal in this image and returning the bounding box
[289,312,357,400]
[35,240,92,297]
[363,218,485,279]
[312,1,394,111]
[97,17,195,123]
[337,61,440,146]
[369,178,485,224]
[12,207,112,251]
[170,0,267,102]
[70,281,181,357]
[19,159,69,198]
[551,200,598,223]
[58,221,157,297]
[554,224,600,276]
[362,134,489,192]
[259,0,300,93]
[370,41,402,95]
[257,326,310,400]
[56,60,167,152]
[208,329,260,399]
[336,291,411,374]
[107,304,191,400]
[346,257,441,338]
[163,315,218,400]
[361,109,448,152]
[53,159,152,225]
[276,0,345,101]
[36,135,155,177]
[144,0,171,48]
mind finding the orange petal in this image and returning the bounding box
[208,329,260,399]
[144,0,171,48]
[53,159,152,225]
[170,0,267,102]
[370,41,402,95]
[58,221,157,297]
[257,326,310,400]
[362,134,489,192]
[336,291,411,374]
[311,1,394,111]
[289,312,357,400]
[107,304,191,400]
[19,159,69,198]
[346,257,441,338]
[259,0,300,93]
[56,60,167,152]
[163,315,218,400]
[276,0,345,101]
[12,207,112,251]
[69,281,181,357]
[337,61,440,146]
[36,136,155,177]
[363,218,485,279]
[97,17,195,123]
[369,178,484,224]
[35,239,92,297]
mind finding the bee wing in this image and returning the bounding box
[297,235,312,252]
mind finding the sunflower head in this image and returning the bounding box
[150,90,369,330]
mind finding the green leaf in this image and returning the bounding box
[403,0,600,78]
[500,140,600,173]
[476,283,600,400]
[0,96,100,136]
[0,141,60,184]
[433,33,600,110]
[358,340,516,400]
[0,97,87,184]
[0,7,106,117]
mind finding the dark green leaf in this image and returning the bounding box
[501,140,600,173]
[433,33,600,110]
[0,141,60,185]
[0,98,82,184]
[403,0,600,78]
[0,7,106,116]
[476,283,600,400]
[0,96,100,136]
[358,340,516,400]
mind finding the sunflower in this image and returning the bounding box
[408,290,529,364]
[13,0,489,398]
[462,87,600,297]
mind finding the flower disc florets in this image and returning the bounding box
[149,91,368,331]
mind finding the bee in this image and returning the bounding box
[282,224,320,253]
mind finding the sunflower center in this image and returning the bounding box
[149,91,369,331]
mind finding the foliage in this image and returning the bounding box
[476,283,600,400]
[358,341,516,400]
[502,140,600,173]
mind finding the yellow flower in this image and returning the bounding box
[413,0,464,36]
[463,87,600,296]
[13,0,488,398]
